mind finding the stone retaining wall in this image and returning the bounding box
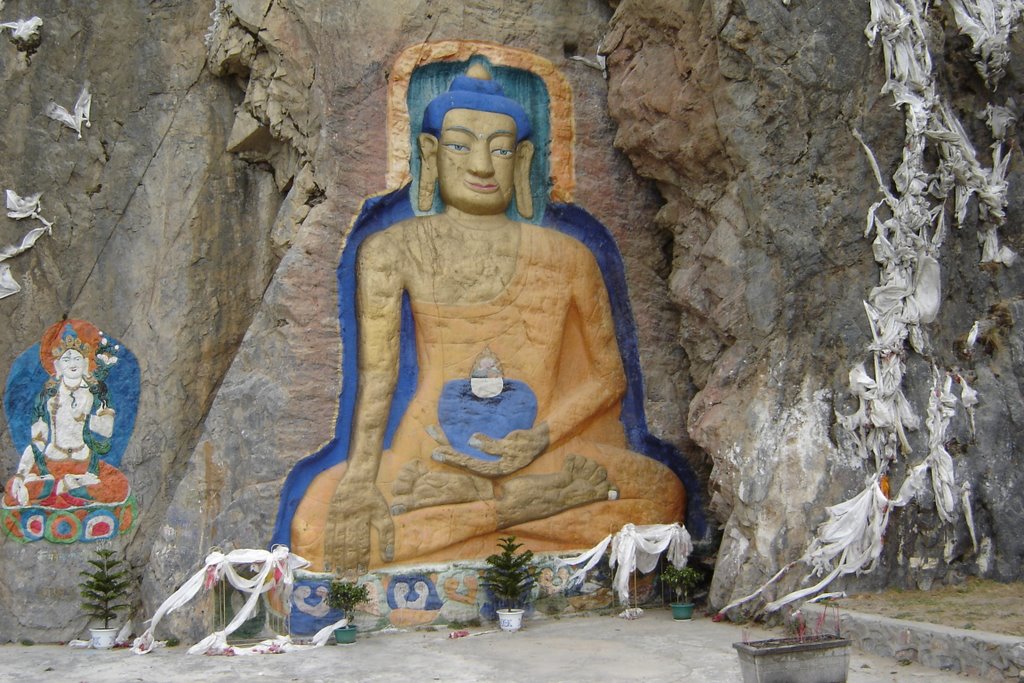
[804,604,1024,681]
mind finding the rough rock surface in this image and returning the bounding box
[0,0,283,642]
[0,0,674,643]
[0,0,1021,644]
[604,0,1024,611]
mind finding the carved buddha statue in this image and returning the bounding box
[287,63,686,572]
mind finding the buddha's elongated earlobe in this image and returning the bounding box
[513,140,534,219]
[417,133,439,212]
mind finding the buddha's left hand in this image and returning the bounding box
[431,423,550,478]
[59,472,100,493]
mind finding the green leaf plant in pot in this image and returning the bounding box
[79,548,132,649]
[661,564,702,621]
[481,535,537,632]
[327,579,370,644]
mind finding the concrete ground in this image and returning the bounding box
[0,610,984,683]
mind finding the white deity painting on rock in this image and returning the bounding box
[2,319,138,543]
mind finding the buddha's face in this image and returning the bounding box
[435,108,518,216]
[56,349,86,382]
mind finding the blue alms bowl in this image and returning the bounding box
[437,380,538,461]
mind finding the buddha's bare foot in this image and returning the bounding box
[496,454,613,528]
[391,460,492,515]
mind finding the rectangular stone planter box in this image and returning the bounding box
[732,634,851,683]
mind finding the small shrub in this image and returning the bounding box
[327,580,370,616]
[661,565,702,604]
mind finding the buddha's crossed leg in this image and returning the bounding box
[390,453,612,527]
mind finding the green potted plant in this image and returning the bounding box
[481,536,537,632]
[79,548,131,648]
[327,580,370,644]
[661,564,702,621]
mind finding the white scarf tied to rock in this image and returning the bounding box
[0,190,53,300]
[720,0,1020,618]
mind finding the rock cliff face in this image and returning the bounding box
[604,0,1024,610]
[0,0,283,641]
[0,0,1020,643]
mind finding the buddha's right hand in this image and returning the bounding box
[10,477,28,506]
[431,422,550,478]
[324,479,395,573]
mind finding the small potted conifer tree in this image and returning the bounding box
[79,548,131,648]
[327,579,370,644]
[481,535,537,632]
